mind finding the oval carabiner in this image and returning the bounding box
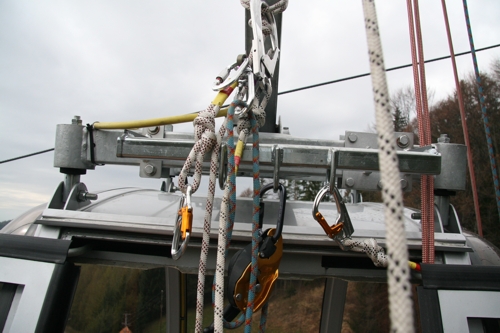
[312,185,353,241]
[171,185,193,260]
[258,182,286,258]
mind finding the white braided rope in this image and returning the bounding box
[214,172,232,333]
[341,238,388,267]
[362,1,414,332]
[194,119,227,333]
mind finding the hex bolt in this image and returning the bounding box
[437,134,450,143]
[400,179,408,189]
[345,178,355,187]
[397,135,410,148]
[348,133,358,143]
[148,126,160,135]
[144,164,157,176]
[235,294,242,301]
[377,180,383,190]
[72,115,82,125]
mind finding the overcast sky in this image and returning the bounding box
[1,0,499,221]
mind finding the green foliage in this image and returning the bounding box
[286,180,326,201]
[67,265,140,333]
[405,59,500,248]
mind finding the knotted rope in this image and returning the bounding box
[190,86,236,333]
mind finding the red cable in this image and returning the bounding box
[406,0,435,263]
[440,0,483,237]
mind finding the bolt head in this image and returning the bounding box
[255,284,261,293]
[397,135,410,148]
[348,133,358,143]
[346,178,355,187]
[235,293,242,301]
[144,164,156,176]
[400,179,408,189]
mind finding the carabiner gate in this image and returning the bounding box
[312,185,354,248]
[171,185,193,260]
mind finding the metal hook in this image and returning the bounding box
[218,143,228,190]
[312,185,354,249]
[271,145,282,193]
[171,185,193,260]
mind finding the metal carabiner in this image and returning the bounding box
[212,57,250,91]
[258,182,286,258]
[171,185,193,260]
[312,185,354,247]
[249,0,280,80]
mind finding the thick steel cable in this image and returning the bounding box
[361,1,414,332]
[440,0,483,238]
[406,0,434,264]
[462,0,500,227]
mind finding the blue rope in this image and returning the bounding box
[244,110,261,332]
[211,99,247,329]
[462,0,500,222]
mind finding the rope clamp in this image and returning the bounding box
[171,185,193,260]
[312,185,355,248]
[227,183,286,313]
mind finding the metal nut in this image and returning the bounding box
[147,126,160,135]
[437,134,450,143]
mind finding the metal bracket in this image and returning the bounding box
[329,149,339,193]
[219,142,228,190]
[63,183,95,211]
[271,145,283,192]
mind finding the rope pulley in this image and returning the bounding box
[171,185,193,260]
[227,183,286,314]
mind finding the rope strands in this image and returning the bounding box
[213,100,240,333]
[406,0,435,264]
[244,111,262,333]
[361,1,414,332]
[440,0,483,237]
[462,0,500,226]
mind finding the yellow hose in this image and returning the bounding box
[93,83,237,130]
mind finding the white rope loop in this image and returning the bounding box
[361,1,414,333]
[178,104,220,194]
